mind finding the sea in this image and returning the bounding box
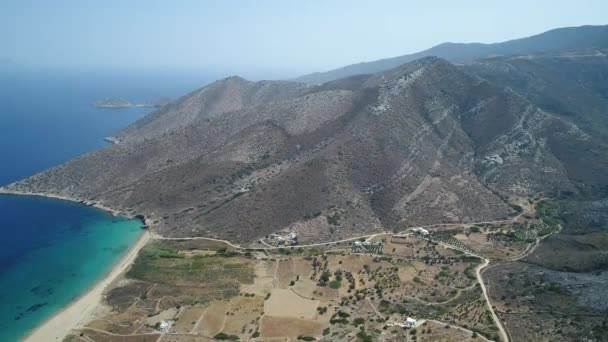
[0,65,216,341]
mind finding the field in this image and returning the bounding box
[64,234,504,342]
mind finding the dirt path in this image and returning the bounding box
[154,234,243,249]
[190,306,209,334]
[507,223,562,262]
[429,239,509,342]
[80,327,161,337]
[366,297,383,318]
[427,319,492,342]
[156,233,385,250]
[474,258,509,342]
[146,199,554,342]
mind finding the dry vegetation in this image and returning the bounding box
[65,233,502,342]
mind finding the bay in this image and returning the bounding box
[0,65,213,340]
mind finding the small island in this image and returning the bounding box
[93,98,132,108]
[93,97,171,109]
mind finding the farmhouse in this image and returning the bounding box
[412,227,430,236]
[157,320,173,333]
[404,317,417,328]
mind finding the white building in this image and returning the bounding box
[404,317,417,328]
[158,320,173,333]
[412,227,430,236]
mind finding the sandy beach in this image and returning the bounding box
[24,229,150,342]
[0,188,151,341]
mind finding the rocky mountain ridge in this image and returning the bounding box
[295,24,608,84]
[3,56,603,244]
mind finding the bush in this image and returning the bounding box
[353,318,365,326]
[337,311,350,318]
[214,333,239,340]
[356,329,373,342]
[329,280,342,289]
[320,271,331,283]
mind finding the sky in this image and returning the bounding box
[2,0,607,76]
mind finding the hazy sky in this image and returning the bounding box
[2,0,607,74]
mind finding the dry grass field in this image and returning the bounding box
[264,289,319,319]
[195,301,229,337]
[68,235,504,342]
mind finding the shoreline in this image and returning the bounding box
[24,229,151,342]
[0,188,127,218]
[0,188,152,341]
[103,136,121,144]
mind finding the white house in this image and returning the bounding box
[404,317,417,328]
[158,320,173,333]
[412,227,430,236]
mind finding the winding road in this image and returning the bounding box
[149,200,556,342]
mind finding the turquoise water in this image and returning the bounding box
[0,66,215,341]
[0,195,143,341]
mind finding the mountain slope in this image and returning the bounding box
[295,25,608,84]
[3,57,602,244]
[464,51,608,198]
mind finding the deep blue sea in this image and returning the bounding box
[0,65,215,341]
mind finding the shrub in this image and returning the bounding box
[329,280,342,289]
[353,318,365,326]
[214,333,239,340]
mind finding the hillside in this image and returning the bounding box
[295,24,608,84]
[3,57,603,244]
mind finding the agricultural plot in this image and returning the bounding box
[260,316,327,339]
[171,307,206,334]
[452,230,529,260]
[72,235,501,342]
[221,296,264,336]
[264,289,319,319]
[194,300,229,337]
[381,320,483,342]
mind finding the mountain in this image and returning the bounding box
[464,50,608,197]
[3,56,604,244]
[295,25,608,84]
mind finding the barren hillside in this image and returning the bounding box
[3,57,604,242]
